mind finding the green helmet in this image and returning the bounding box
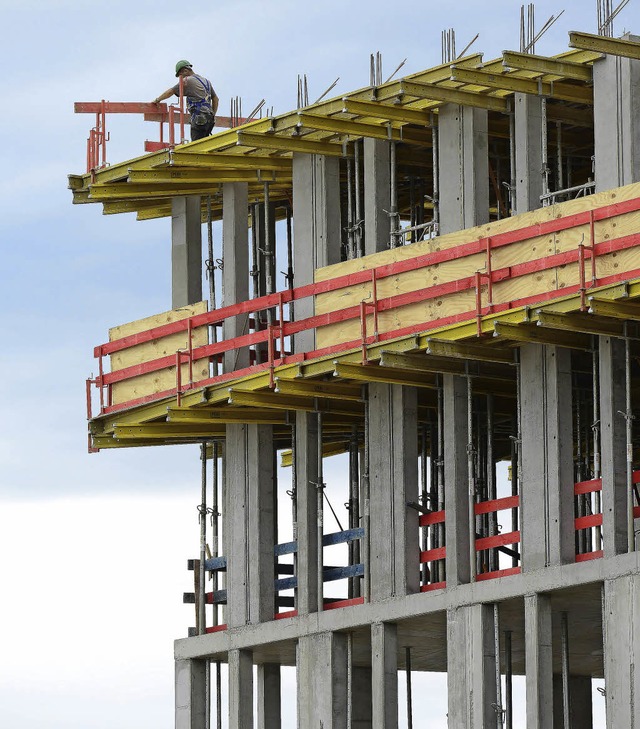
[175,59,192,77]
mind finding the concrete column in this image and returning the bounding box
[443,374,471,587]
[172,196,202,308]
[599,336,630,556]
[257,663,281,729]
[295,410,320,615]
[552,674,593,728]
[363,138,391,255]
[292,153,341,352]
[524,593,553,728]
[222,182,250,372]
[225,424,275,627]
[514,93,544,214]
[368,384,419,600]
[520,344,575,570]
[438,105,489,235]
[229,649,253,729]
[175,659,207,729]
[371,622,398,729]
[352,667,373,729]
[603,574,640,726]
[297,632,348,729]
[446,604,496,728]
[593,36,640,192]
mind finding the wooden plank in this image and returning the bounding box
[109,302,209,405]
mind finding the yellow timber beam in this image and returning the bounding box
[88,183,223,200]
[378,350,467,375]
[333,362,438,388]
[274,377,363,401]
[296,113,406,142]
[493,322,592,349]
[341,99,431,126]
[227,388,363,417]
[236,131,346,157]
[569,31,640,60]
[502,50,594,81]
[167,407,288,424]
[159,151,292,171]
[280,440,352,467]
[425,337,516,363]
[450,67,593,104]
[400,80,510,112]
[127,169,281,184]
[588,297,640,320]
[536,310,626,337]
[114,423,227,439]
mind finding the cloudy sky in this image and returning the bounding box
[1,0,632,726]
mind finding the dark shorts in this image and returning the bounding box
[190,112,215,141]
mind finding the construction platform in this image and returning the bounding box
[72,25,640,729]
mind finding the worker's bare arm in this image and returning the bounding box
[153,88,175,104]
[212,92,219,116]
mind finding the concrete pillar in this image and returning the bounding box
[552,674,594,728]
[446,604,496,728]
[297,632,348,729]
[371,622,398,729]
[292,153,341,352]
[257,663,281,729]
[443,374,471,587]
[520,344,575,570]
[368,384,419,600]
[172,196,202,309]
[222,182,250,372]
[603,574,640,726]
[599,336,630,556]
[514,93,544,214]
[225,424,275,627]
[295,410,320,614]
[175,659,207,729]
[229,649,253,729]
[352,667,373,729]
[438,105,489,235]
[524,593,553,728]
[363,138,391,255]
[593,36,640,192]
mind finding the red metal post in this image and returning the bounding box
[589,209,597,285]
[371,269,379,341]
[176,351,183,406]
[578,241,587,311]
[179,76,185,144]
[359,301,368,364]
[475,270,483,336]
[187,318,194,386]
[98,353,105,413]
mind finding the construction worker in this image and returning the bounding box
[153,60,219,142]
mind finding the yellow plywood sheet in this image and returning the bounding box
[109,302,210,406]
[314,182,640,351]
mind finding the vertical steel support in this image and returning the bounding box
[467,375,477,582]
[561,611,571,729]
[431,113,440,230]
[505,630,513,729]
[316,409,324,613]
[362,386,371,601]
[494,604,503,729]
[406,646,413,729]
[355,141,363,257]
[625,330,635,553]
[592,342,602,550]
[390,141,398,248]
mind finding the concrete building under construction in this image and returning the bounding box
[71,17,640,729]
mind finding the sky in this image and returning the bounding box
[0,0,633,726]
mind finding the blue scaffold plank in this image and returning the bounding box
[213,589,227,604]
[274,563,364,592]
[203,556,227,571]
[322,527,365,547]
[274,540,297,556]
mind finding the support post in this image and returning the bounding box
[363,138,391,255]
[371,622,398,729]
[176,659,207,729]
[599,336,631,556]
[368,384,419,600]
[524,593,553,728]
[222,182,250,372]
[446,604,497,728]
[225,424,275,627]
[297,632,348,729]
[172,196,203,309]
[519,344,575,569]
[257,663,281,729]
[552,675,594,728]
[437,105,489,235]
[443,374,472,586]
[514,93,544,214]
[292,153,341,352]
[228,649,253,729]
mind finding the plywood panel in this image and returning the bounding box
[110,302,210,406]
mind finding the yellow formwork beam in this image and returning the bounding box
[127,169,282,184]
[114,423,227,439]
[569,30,640,60]
[588,297,640,320]
[501,50,594,81]
[450,67,593,104]
[341,99,431,126]
[236,131,347,157]
[536,310,625,337]
[333,362,438,388]
[400,80,510,112]
[493,321,592,349]
[167,406,287,424]
[159,151,293,171]
[425,338,516,363]
[228,388,363,417]
[274,377,363,401]
[280,440,351,467]
[295,113,422,144]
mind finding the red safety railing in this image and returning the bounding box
[87,194,640,420]
[574,470,640,562]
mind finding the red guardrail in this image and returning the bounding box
[87,194,640,419]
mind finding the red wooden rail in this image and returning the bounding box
[88,194,640,418]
